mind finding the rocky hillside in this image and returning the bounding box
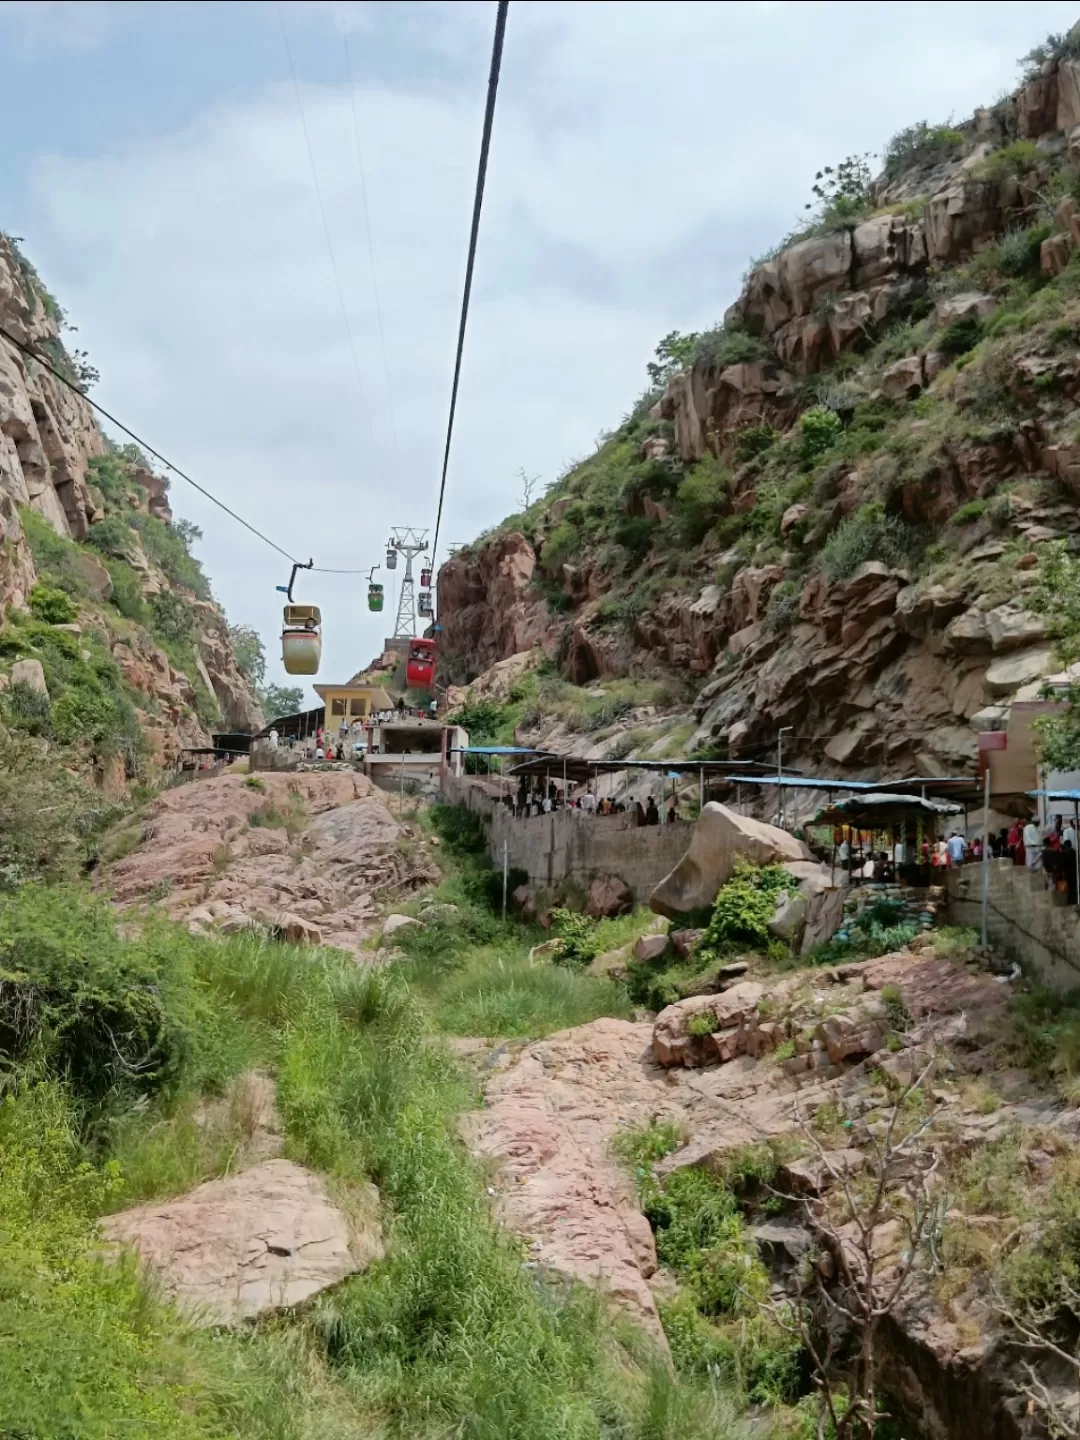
[440,33,1080,777]
[0,233,262,785]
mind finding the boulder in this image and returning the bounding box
[780,503,808,536]
[652,982,764,1067]
[101,1159,382,1326]
[670,928,704,958]
[984,606,1046,652]
[1042,232,1072,277]
[382,913,421,938]
[585,874,634,919]
[935,291,997,324]
[73,549,114,599]
[985,648,1054,697]
[274,912,323,946]
[632,933,671,964]
[10,657,48,699]
[650,803,812,918]
[768,892,808,943]
[881,355,924,400]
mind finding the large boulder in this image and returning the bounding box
[650,803,812,918]
[102,1159,382,1326]
[586,874,634,919]
[10,657,48,699]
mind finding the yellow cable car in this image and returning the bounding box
[281,603,321,675]
[277,561,320,676]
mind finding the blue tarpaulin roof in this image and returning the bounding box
[453,745,551,756]
[1029,789,1080,801]
[721,775,879,791]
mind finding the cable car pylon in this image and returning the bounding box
[385,527,429,639]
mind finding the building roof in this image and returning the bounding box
[314,683,395,711]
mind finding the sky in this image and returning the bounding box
[1,0,1078,701]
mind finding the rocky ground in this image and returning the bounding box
[100,769,437,953]
[462,938,1080,1438]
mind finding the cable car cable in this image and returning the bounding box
[429,0,508,568]
[341,13,402,465]
[278,3,377,450]
[0,320,300,563]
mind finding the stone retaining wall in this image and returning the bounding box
[947,859,1080,994]
[442,773,692,902]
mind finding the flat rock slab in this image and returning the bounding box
[102,1158,382,1326]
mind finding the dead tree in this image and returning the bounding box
[517,468,542,509]
[993,1281,1080,1438]
[755,1056,941,1440]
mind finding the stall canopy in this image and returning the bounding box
[721,775,879,792]
[814,792,963,827]
[452,746,548,757]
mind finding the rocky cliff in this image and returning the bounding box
[439,37,1080,778]
[0,233,262,779]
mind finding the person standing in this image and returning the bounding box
[946,832,966,867]
[1023,817,1042,871]
[645,797,660,826]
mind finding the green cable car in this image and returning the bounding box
[367,565,384,613]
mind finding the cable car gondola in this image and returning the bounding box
[277,560,321,676]
[420,567,432,588]
[418,591,433,618]
[405,636,436,690]
[385,542,397,570]
[367,565,384,613]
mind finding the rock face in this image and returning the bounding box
[650,803,812,917]
[102,1159,382,1325]
[0,234,263,770]
[438,533,555,683]
[101,771,437,953]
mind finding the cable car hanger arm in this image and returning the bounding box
[275,559,314,603]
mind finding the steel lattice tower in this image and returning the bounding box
[388,527,429,638]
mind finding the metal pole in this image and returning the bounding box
[980,762,990,948]
[502,839,509,920]
[399,754,405,814]
[1074,800,1079,908]
[699,765,704,811]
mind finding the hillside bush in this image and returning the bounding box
[798,405,843,465]
[18,506,89,598]
[734,423,778,462]
[86,513,137,560]
[817,502,920,582]
[0,886,206,1107]
[882,120,964,177]
[691,325,765,370]
[675,455,731,543]
[104,557,150,623]
[2,677,51,736]
[28,583,77,625]
[698,863,793,958]
[131,512,211,599]
[976,138,1042,185]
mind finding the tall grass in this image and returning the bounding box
[0,889,744,1440]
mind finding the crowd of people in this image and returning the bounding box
[262,697,440,765]
[833,815,1079,900]
[505,781,678,826]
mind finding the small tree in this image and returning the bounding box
[647,330,700,390]
[517,468,543,509]
[753,1055,940,1440]
[259,682,304,719]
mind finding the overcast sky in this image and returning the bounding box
[1,0,1077,699]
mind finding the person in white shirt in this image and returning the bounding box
[315,745,325,762]
[893,837,906,868]
[542,795,552,814]
[1065,823,1077,849]
[1023,819,1042,870]
[946,832,966,866]
[581,792,596,813]
[838,839,851,868]
[267,727,278,749]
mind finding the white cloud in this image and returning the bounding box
[5,0,114,49]
[17,0,1080,699]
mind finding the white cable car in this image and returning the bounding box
[276,561,321,676]
[385,544,398,570]
[418,592,433,618]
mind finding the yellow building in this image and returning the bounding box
[313,681,395,728]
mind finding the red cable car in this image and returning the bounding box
[420,567,432,588]
[405,636,436,690]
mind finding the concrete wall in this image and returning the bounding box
[947,860,1080,994]
[442,773,692,901]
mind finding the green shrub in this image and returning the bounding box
[17,506,89,598]
[131,512,211,599]
[733,424,778,462]
[996,223,1053,278]
[798,405,843,465]
[0,886,206,1108]
[86,513,137,560]
[540,520,580,576]
[2,677,51,736]
[698,863,792,958]
[691,325,765,370]
[613,513,658,558]
[103,557,149,623]
[937,313,983,357]
[549,908,600,969]
[976,139,1042,185]
[674,455,730,543]
[882,120,965,177]
[952,499,987,525]
[817,501,920,582]
[764,580,799,632]
[28,583,77,625]
[0,730,116,888]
